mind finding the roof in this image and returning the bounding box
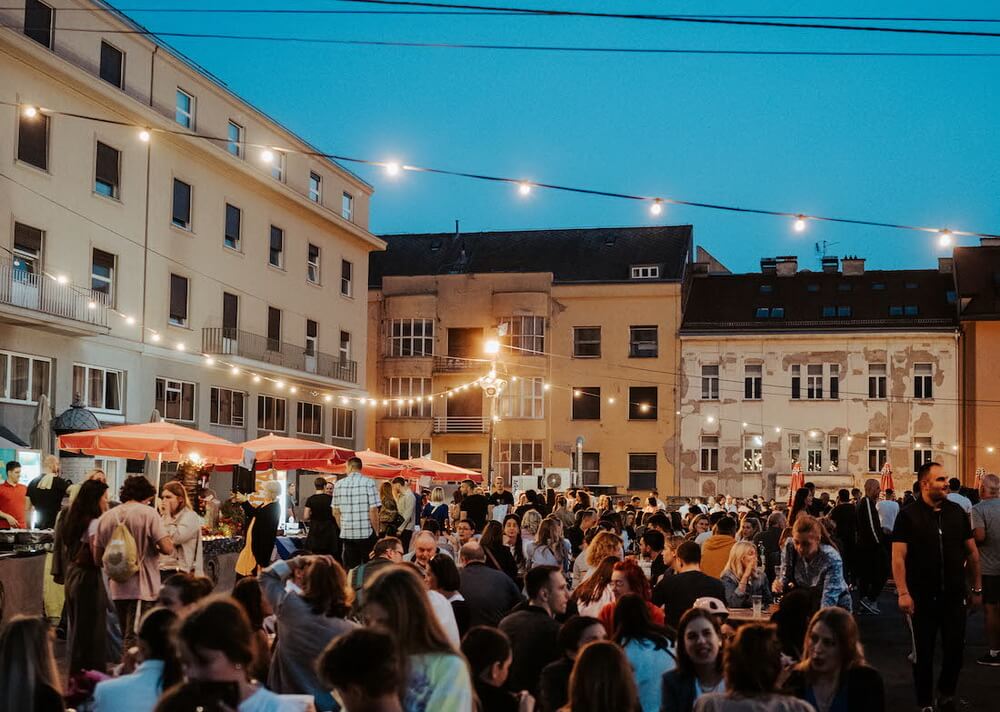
[681,267,957,334]
[953,245,1000,319]
[369,225,692,287]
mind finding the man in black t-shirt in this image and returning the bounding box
[652,541,726,630]
[488,476,515,508]
[459,479,489,531]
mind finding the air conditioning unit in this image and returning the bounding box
[533,468,572,491]
[512,475,541,493]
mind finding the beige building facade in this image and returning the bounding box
[1,1,381,485]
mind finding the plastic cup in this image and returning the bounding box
[752,594,763,617]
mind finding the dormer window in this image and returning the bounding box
[630,265,659,279]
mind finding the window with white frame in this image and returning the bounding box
[828,435,841,472]
[701,365,720,400]
[339,331,351,362]
[389,319,434,357]
[700,436,719,472]
[309,172,322,203]
[743,434,763,472]
[914,363,933,399]
[342,192,353,221]
[806,431,823,472]
[386,437,429,459]
[155,377,195,422]
[868,363,887,399]
[72,364,122,413]
[175,88,194,128]
[789,433,801,464]
[332,407,355,439]
[269,226,284,268]
[257,394,287,432]
[806,365,823,399]
[829,364,840,399]
[0,351,49,404]
[499,377,544,419]
[630,265,660,279]
[499,315,545,354]
[341,260,353,296]
[307,243,321,284]
[628,453,657,490]
[227,120,243,158]
[271,152,285,182]
[210,387,245,427]
[91,248,115,305]
[744,363,762,400]
[629,325,658,358]
[305,320,318,357]
[386,377,432,417]
[913,436,933,472]
[573,327,601,358]
[297,402,323,436]
[868,437,888,472]
[497,440,544,481]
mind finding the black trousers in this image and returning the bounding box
[855,544,889,600]
[910,595,967,707]
[399,529,413,552]
[342,536,375,570]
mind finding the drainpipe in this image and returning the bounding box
[575,436,584,488]
[140,45,159,345]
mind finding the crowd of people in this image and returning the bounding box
[0,456,995,712]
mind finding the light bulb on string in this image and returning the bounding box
[56,274,68,285]
[139,130,150,142]
[87,300,97,310]
[275,380,285,390]
[324,394,332,402]
[774,426,782,433]
[289,386,297,394]
[176,342,186,352]
[341,396,350,405]
[937,230,953,248]
[150,333,160,343]
[204,356,215,365]
[22,105,38,118]
[125,316,136,325]
[706,415,715,424]
[384,161,401,177]
[649,199,664,216]
[253,375,261,383]
[260,149,275,164]
[793,216,807,233]
[230,366,240,375]
[608,397,616,404]
[517,182,531,196]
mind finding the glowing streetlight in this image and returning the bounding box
[484,339,500,355]
[938,230,953,248]
[793,216,807,233]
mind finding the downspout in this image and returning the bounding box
[140,46,158,346]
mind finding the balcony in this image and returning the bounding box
[432,355,482,373]
[0,258,110,334]
[202,327,358,383]
[433,416,489,434]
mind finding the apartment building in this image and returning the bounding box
[679,255,960,499]
[0,1,382,481]
[366,226,692,494]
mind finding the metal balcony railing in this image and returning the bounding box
[433,416,489,434]
[202,327,358,383]
[0,258,109,328]
[432,355,481,372]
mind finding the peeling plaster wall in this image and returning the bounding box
[678,332,959,497]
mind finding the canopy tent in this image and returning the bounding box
[236,434,353,471]
[405,456,483,483]
[319,449,426,480]
[57,421,249,466]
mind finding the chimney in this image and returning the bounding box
[760,257,777,275]
[821,256,839,274]
[842,256,865,276]
[981,237,1000,247]
[775,255,798,276]
[938,257,953,274]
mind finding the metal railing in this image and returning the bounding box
[202,327,358,383]
[0,258,109,328]
[433,416,489,434]
[432,355,481,372]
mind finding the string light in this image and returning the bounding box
[138,129,150,142]
[518,182,531,196]
[608,397,616,404]
[253,375,261,383]
[22,105,37,118]
[230,366,240,375]
[260,149,275,163]
[639,403,650,413]
[204,356,215,365]
[323,394,332,402]
[573,389,582,397]
[706,415,716,423]
[275,380,285,389]
[176,342,186,351]
[988,446,995,454]
[289,386,297,393]
[384,161,401,176]
[149,333,160,342]
[938,229,954,247]
[649,199,664,216]
[793,215,807,232]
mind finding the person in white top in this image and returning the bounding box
[876,490,900,537]
[947,477,973,514]
[158,481,203,576]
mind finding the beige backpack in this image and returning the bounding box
[102,514,139,583]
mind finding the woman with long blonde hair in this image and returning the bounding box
[0,616,64,711]
[719,541,772,609]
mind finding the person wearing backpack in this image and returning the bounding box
[94,475,174,655]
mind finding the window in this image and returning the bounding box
[868,437,888,472]
[307,244,321,284]
[573,327,601,358]
[806,365,823,399]
[210,387,245,427]
[868,364,886,399]
[571,386,601,420]
[500,316,545,354]
[91,249,115,304]
[339,331,351,362]
[386,377,432,417]
[828,435,840,472]
[904,305,919,316]
[628,453,657,490]
[947,290,957,304]
[389,318,434,357]
[837,283,852,292]
[269,226,284,267]
[499,377,544,419]
[743,434,763,472]
[342,192,354,220]
[168,274,189,327]
[829,364,840,400]
[744,364,762,400]
[837,306,851,317]
[759,284,773,293]
[386,438,428,459]
[267,307,281,350]
[701,365,719,400]
[0,351,50,403]
[913,437,933,472]
[498,440,545,482]
[756,307,769,318]
[630,265,659,279]
[99,41,124,88]
[791,365,801,399]
[581,452,600,486]
[305,319,318,357]
[822,306,835,318]
[271,152,285,182]
[227,120,244,158]
[628,386,657,420]
[756,307,784,318]
[309,172,322,202]
[341,260,353,296]
[223,292,239,333]
[13,223,42,277]
[224,204,241,250]
[23,0,53,49]
[155,377,195,422]
[175,88,194,128]
[806,431,823,472]
[889,305,903,317]
[771,307,785,318]
[699,437,719,472]
[17,110,48,170]
[629,325,658,358]
[94,142,121,198]
[332,407,356,439]
[914,363,933,399]
[297,402,323,437]
[807,284,820,292]
[172,179,191,229]
[257,394,287,432]
[789,433,801,463]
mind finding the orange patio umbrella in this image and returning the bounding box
[405,456,483,483]
[238,433,353,471]
[57,421,248,466]
[880,462,895,493]
[787,461,805,506]
[319,449,427,480]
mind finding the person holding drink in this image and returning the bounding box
[719,541,772,612]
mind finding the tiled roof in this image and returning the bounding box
[369,226,692,287]
[681,267,957,333]
[953,246,1000,319]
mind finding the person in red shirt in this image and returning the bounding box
[0,461,29,529]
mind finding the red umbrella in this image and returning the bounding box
[405,456,483,483]
[317,449,426,480]
[57,421,247,465]
[788,461,805,506]
[880,462,895,493]
[238,434,353,471]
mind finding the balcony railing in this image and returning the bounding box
[432,355,481,372]
[0,258,109,328]
[433,416,489,434]
[203,327,358,383]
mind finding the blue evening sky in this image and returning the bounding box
[111,1,999,272]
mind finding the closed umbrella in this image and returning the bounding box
[788,461,805,506]
[30,393,52,457]
[405,456,483,483]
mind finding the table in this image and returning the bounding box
[727,603,778,623]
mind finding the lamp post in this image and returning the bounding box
[482,336,506,484]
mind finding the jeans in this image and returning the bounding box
[342,536,375,570]
[113,599,153,656]
[910,594,967,706]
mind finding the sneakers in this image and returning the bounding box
[977,651,1000,667]
[858,597,880,615]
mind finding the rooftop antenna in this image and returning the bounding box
[814,240,839,264]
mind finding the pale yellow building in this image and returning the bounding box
[1,1,382,487]
[367,226,692,495]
